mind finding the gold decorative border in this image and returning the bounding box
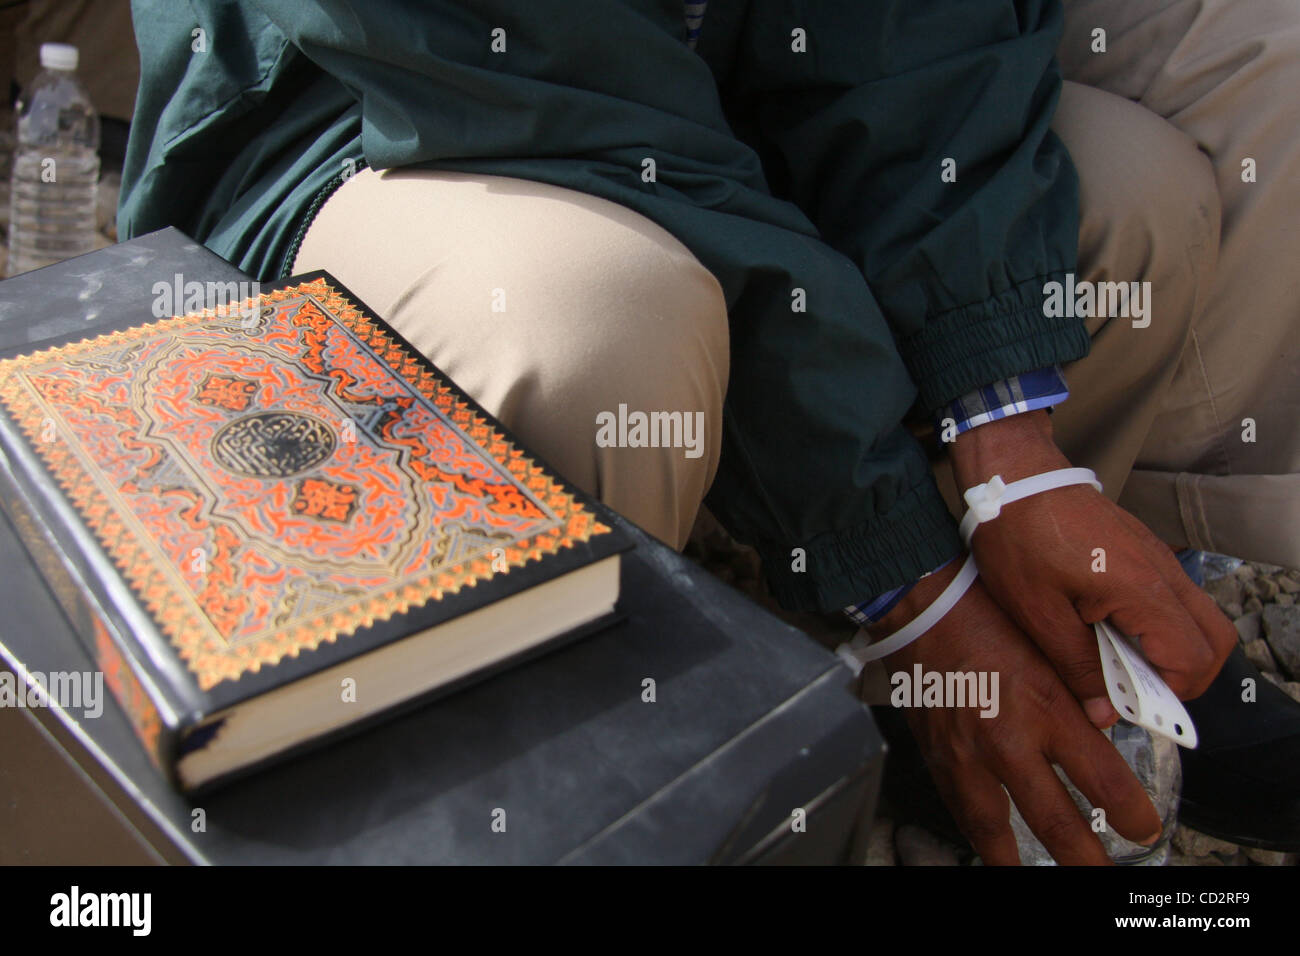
[0,278,610,689]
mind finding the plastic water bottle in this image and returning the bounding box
[5,43,101,277]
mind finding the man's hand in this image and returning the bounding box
[868,560,1164,864]
[948,410,1236,724]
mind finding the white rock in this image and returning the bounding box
[895,824,960,866]
[1205,575,1245,608]
[863,817,896,866]
[1234,612,1263,644]
[1172,824,1239,858]
[1244,639,1279,674]
[1244,847,1298,866]
[1168,852,1223,866]
[1263,604,1300,679]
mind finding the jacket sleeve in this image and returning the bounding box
[705,0,1091,414]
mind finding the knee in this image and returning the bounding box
[1053,81,1220,352]
[508,207,730,547]
[1059,82,1220,263]
[452,193,731,546]
[511,206,731,475]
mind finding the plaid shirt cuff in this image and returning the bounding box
[936,364,1070,437]
[843,555,961,626]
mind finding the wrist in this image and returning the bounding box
[948,409,1068,489]
[864,555,964,641]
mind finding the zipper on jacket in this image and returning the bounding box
[278,157,371,279]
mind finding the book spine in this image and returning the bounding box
[0,425,194,777]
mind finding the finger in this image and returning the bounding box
[1049,720,1163,847]
[1002,757,1113,865]
[930,765,1022,866]
[1021,594,1115,719]
[1089,574,1216,699]
[1112,511,1235,694]
[1148,550,1238,689]
[1083,696,1120,729]
[979,560,1119,724]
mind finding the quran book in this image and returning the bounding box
[0,272,628,792]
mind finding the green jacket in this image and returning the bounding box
[120,0,1090,611]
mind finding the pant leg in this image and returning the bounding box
[1049,81,1221,502]
[1057,0,1300,567]
[291,166,730,550]
[929,80,1220,520]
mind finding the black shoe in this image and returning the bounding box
[1178,643,1300,852]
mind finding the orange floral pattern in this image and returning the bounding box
[0,279,609,689]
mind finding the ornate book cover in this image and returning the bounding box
[0,272,628,789]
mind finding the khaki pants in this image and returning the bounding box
[1059,0,1300,568]
[293,169,730,550]
[295,0,1299,569]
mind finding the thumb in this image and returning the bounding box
[1095,579,1215,700]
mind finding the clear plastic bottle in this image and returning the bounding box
[5,43,101,278]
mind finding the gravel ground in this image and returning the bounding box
[683,507,1300,867]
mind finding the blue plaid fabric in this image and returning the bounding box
[843,555,960,626]
[844,366,1070,624]
[936,364,1070,437]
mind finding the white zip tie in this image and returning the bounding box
[835,553,979,673]
[835,466,1103,674]
[958,467,1102,548]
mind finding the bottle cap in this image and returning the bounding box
[40,43,79,72]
